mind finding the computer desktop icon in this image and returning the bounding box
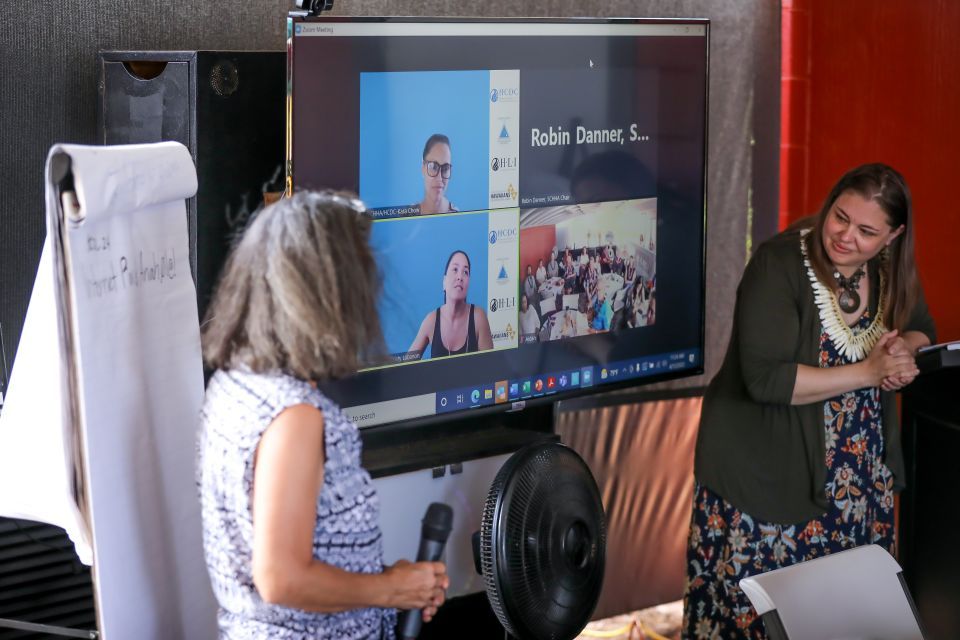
[546,376,556,389]
[509,382,519,398]
[580,367,593,387]
[495,380,508,403]
[470,389,481,404]
[559,374,568,388]
[534,379,544,392]
[571,371,581,386]
[522,380,532,395]
[484,388,494,401]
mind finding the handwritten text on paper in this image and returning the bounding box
[83,234,178,299]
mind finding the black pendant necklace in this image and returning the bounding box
[834,265,866,313]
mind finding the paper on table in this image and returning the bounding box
[918,340,960,353]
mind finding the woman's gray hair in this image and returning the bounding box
[201,190,384,381]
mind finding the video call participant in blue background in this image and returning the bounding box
[371,211,491,361]
[359,70,488,213]
[417,134,457,215]
[408,249,493,359]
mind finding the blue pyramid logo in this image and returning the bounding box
[498,266,508,279]
[500,125,509,139]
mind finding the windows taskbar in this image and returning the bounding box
[343,347,701,428]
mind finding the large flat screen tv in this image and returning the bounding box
[288,17,709,430]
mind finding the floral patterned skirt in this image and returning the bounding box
[682,326,895,639]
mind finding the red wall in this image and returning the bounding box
[519,226,556,281]
[781,0,960,342]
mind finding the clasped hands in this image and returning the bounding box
[867,330,919,392]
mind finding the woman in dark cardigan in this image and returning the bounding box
[683,164,936,639]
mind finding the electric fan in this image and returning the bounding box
[478,442,606,640]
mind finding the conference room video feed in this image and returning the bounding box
[365,208,520,369]
[358,69,520,218]
[518,199,657,345]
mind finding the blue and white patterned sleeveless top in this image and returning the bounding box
[197,369,396,639]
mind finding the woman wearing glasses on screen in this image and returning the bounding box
[416,133,457,215]
[408,249,493,359]
[198,192,448,640]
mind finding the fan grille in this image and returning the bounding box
[480,452,513,627]
[480,443,606,640]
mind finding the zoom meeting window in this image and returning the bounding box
[289,20,708,428]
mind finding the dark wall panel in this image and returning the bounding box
[0,0,290,389]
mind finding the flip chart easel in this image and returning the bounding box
[0,142,218,638]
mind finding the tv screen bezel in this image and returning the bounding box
[287,14,710,434]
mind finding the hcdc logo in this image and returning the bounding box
[490,87,519,103]
[489,228,518,245]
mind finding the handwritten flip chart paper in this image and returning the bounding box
[59,143,217,639]
[0,142,217,639]
[0,239,92,562]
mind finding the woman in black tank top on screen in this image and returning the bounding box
[408,250,494,359]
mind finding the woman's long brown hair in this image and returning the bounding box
[201,191,385,381]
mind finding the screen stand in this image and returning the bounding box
[361,402,557,479]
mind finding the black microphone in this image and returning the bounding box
[399,502,454,639]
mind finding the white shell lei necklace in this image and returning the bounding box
[800,229,886,362]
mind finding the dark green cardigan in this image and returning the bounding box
[694,228,936,524]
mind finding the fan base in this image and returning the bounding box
[411,591,509,640]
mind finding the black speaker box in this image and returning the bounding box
[98,51,286,319]
[900,365,960,639]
